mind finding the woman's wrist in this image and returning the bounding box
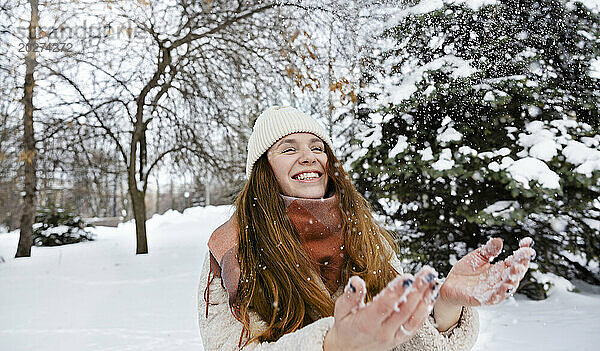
[432,297,463,332]
[323,327,338,351]
[324,326,361,351]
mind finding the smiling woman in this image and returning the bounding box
[197,106,534,351]
[267,133,329,199]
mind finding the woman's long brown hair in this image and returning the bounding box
[234,143,400,345]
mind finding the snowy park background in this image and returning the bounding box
[1,206,599,350]
[2,0,600,350]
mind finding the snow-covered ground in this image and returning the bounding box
[1,205,599,350]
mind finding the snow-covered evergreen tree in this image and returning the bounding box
[352,0,600,298]
[33,203,95,247]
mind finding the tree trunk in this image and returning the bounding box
[112,171,118,217]
[128,184,148,254]
[128,122,149,254]
[170,176,175,210]
[155,172,160,214]
[16,0,39,258]
[205,173,211,206]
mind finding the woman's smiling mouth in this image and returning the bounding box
[292,171,323,182]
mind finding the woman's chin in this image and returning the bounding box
[288,187,326,199]
[284,178,328,198]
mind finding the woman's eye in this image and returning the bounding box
[282,148,295,153]
[312,146,324,152]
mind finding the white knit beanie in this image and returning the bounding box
[246,106,333,178]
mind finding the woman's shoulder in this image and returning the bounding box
[211,215,238,238]
[207,215,238,263]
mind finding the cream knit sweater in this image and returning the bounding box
[197,252,479,351]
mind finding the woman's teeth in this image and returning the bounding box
[294,172,319,180]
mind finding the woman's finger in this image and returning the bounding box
[519,237,534,248]
[363,273,416,325]
[489,279,521,304]
[395,310,429,340]
[513,249,534,267]
[395,287,437,336]
[380,270,438,337]
[477,237,503,262]
[334,276,367,319]
[505,246,536,267]
[365,266,437,326]
[507,263,527,283]
[487,286,508,305]
[498,247,535,286]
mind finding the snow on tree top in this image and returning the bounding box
[506,157,561,189]
[563,141,600,176]
[389,135,409,159]
[589,58,600,79]
[386,0,500,29]
[418,146,434,161]
[376,55,478,105]
[483,200,520,217]
[568,0,600,13]
[437,126,463,144]
[432,148,455,171]
[515,120,600,177]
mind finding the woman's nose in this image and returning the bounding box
[299,149,317,164]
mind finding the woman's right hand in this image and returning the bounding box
[323,267,440,351]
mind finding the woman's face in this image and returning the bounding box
[267,133,329,199]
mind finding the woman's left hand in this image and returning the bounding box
[439,237,536,307]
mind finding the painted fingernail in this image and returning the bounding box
[434,291,440,300]
[530,240,535,248]
[426,273,436,283]
[403,279,414,288]
[530,252,536,260]
[349,282,356,293]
